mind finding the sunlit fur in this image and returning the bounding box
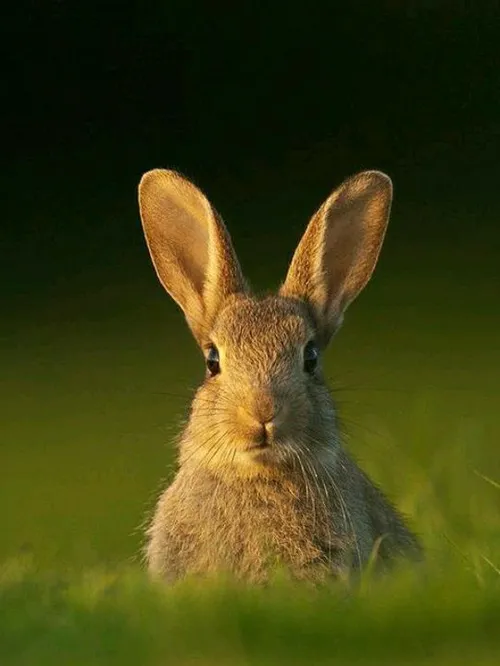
[140,168,422,583]
[146,295,421,582]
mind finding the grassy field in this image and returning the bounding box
[2,197,499,664]
[1,559,499,666]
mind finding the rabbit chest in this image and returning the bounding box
[147,470,365,582]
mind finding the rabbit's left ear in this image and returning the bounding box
[280,171,392,345]
[139,169,247,345]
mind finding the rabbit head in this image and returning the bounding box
[138,169,392,480]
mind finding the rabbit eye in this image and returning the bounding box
[303,341,318,374]
[206,344,220,376]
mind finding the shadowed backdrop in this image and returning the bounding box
[2,1,499,567]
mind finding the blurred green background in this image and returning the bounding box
[2,189,500,569]
[2,2,500,664]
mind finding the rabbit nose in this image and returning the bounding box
[253,392,286,427]
[237,389,286,429]
[254,393,276,424]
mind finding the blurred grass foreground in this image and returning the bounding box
[1,558,500,666]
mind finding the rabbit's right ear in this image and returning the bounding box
[138,169,246,344]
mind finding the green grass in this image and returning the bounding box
[1,558,499,666]
[2,210,500,664]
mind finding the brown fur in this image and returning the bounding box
[138,169,422,583]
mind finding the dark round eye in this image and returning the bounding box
[303,341,318,374]
[206,344,220,376]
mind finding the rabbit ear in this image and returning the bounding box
[280,171,393,345]
[138,169,246,344]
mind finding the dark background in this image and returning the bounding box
[4,1,500,308]
[2,2,500,565]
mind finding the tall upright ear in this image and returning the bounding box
[138,169,246,344]
[280,171,392,346]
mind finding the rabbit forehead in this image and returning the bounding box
[213,295,314,355]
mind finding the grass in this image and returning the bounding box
[1,558,499,665]
[2,204,500,664]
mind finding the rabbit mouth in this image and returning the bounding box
[242,429,275,458]
[244,423,275,451]
[244,431,271,451]
[245,440,270,452]
[238,420,294,461]
[243,441,275,467]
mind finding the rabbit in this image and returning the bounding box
[138,168,422,583]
